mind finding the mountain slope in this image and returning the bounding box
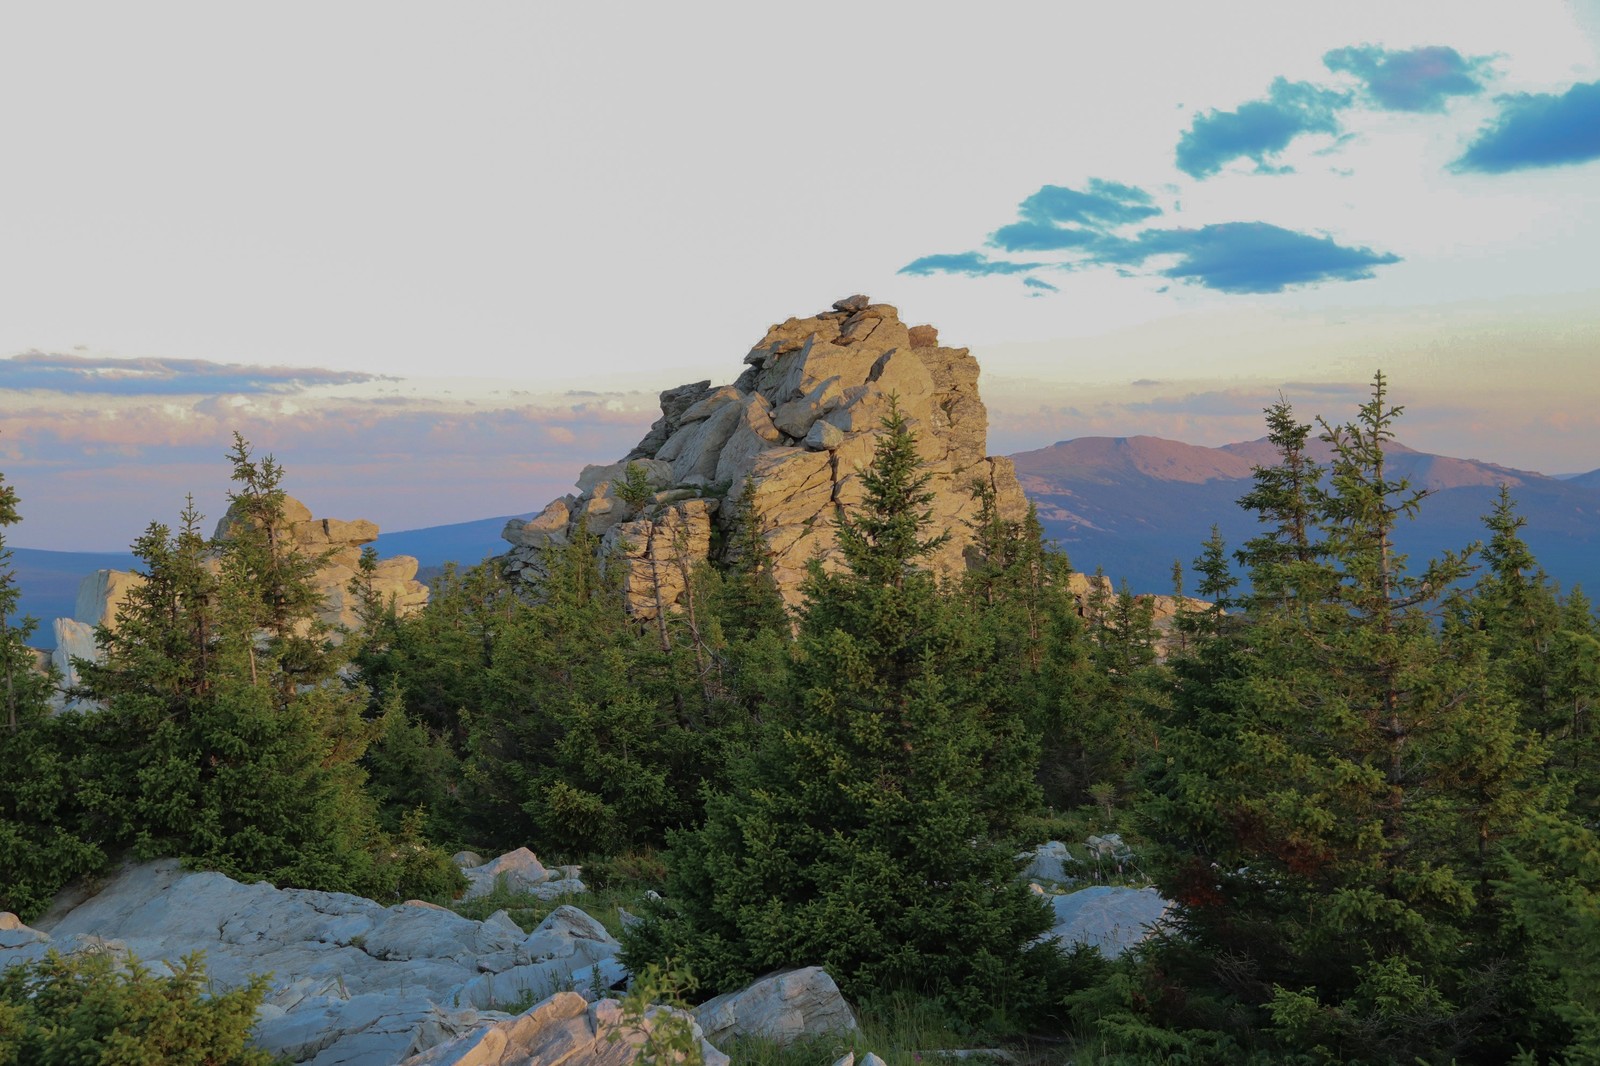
[1012,436,1600,595]
[371,514,532,571]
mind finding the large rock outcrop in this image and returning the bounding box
[0,859,745,1065]
[501,297,1029,614]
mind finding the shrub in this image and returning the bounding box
[0,949,281,1065]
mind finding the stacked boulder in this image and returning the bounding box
[50,569,145,693]
[211,493,430,631]
[501,296,1030,614]
[48,495,427,695]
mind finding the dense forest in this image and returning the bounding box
[3,377,1599,1064]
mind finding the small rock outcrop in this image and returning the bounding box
[0,859,631,1063]
[47,496,428,696]
[402,991,728,1066]
[501,296,1029,614]
[459,847,587,900]
[212,493,429,630]
[1041,886,1170,960]
[693,966,859,1047]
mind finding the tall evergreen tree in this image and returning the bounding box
[627,398,1053,1021]
[1138,377,1565,1062]
[0,466,104,917]
[74,439,458,899]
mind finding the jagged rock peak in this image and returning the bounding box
[501,297,1029,613]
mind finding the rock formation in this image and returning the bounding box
[501,296,1029,614]
[0,857,740,1065]
[212,493,430,631]
[693,967,858,1048]
[46,495,427,699]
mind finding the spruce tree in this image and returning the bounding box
[1139,378,1565,1062]
[627,398,1052,1021]
[0,466,104,917]
[75,439,457,899]
[462,521,707,855]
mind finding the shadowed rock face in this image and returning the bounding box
[501,296,1029,615]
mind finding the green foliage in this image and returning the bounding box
[605,963,704,1066]
[1136,375,1586,1063]
[1458,489,1600,818]
[833,395,951,588]
[457,509,772,857]
[616,462,656,511]
[628,402,1055,1024]
[61,438,458,902]
[0,950,281,1065]
[0,467,106,918]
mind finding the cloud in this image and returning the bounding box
[1,387,662,551]
[1454,80,1600,173]
[1115,222,1400,294]
[1176,77,1350,178]
[988,222,1103,252]
[897,251,1045,277]
[1323,44,1489,112]
[0,352,378,395]
[1017,180,1163,227]
[1023,277,1060,293]
[988,179,1163,254]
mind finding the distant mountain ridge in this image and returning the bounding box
[1013,435,1600,595]
[14,438,1598,649]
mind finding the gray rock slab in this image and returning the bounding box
[1042,885,1170,959]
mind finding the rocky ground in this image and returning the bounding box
[1,844,1167,1065]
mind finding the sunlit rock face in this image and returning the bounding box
[501,296,1029,615]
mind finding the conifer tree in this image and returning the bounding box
[75,439,457,899]
[462,520,708,854]
[627,398,1053,1021]
[0,466,104,917]
[1139,377,1564,1062]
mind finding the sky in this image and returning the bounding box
[2,1,1597,551]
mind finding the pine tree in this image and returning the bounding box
[461,520,708,855]
[1235,395,1325,607]
[627,399,1053,1022]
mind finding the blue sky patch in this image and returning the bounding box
[1455,80,1600,173]
[989,221,1104,252]
[1018,180,1163,227]
[1176,78,1351,178]
[988,179,1162,253]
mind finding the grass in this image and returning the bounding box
[434,846,1132,1063]
[718,995,970,1066]
[442,848,668,939]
